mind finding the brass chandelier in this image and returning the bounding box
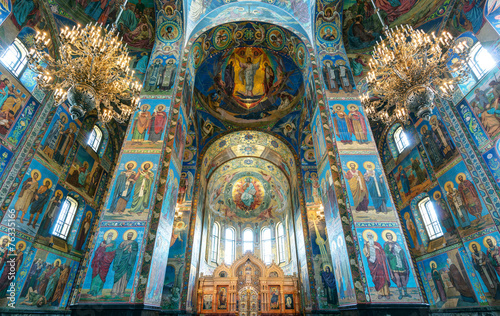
[360,3,471,124]
[27,0,141,124]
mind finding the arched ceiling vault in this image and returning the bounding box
[200,131,297,186]
[186,1,313,40]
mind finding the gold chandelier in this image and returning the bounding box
[360,14,470,124]
[27,1,141,124]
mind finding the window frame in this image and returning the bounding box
[468,43,496,80]
[418,197,444,240]
[88,125,103,152]
[224,227,235,265]
[0,38,28,77]
[394,126,409,154]
[261,227,273,265]
[242,228,254,254]
[211,222,220,263]
[52,196,78,240]
[277,222,286,264]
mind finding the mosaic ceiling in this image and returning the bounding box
[206,157,290,222]
[192,22,308,128]
[201,131,297,184]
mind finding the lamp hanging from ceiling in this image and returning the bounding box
[360,0,471,124]
[26,0,142,124]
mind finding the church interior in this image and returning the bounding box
[0,0,500,315]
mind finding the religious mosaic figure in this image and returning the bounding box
[132,104,152,142]
[397,166,410,197]
[321,265,338,305]
[404,212,420,249]
[270,287,279,309]
[20,287,47,307]
[347,104,368,142]
[148,104,167,143]
[485,237,500,277]
[43,260,61,303]
[28,179,52,229]
[430,116,455,160]
[432,191,456,234]
[239,57,260,96]
[264,62,275,94]
[339,65,353,92]
[332,104,352,144]
[109,162,137,214]
[145,59,164,92]
[446,258,476,303]
[383,231,411,300]
[14,170,40,223]
[445,182,471,228]
[160,59,176,92]
[44,114,67,158]
[323,60,339,93]
[430,262,447,302]
[421,125,444,168]
[38,190,62,237]
[469,242,500,299]
[410,158,426,184]
[111,231,138,297]
[0,241,24,298]
[89,231,117,296]
[130,162,153,214]
[363,161,389,213]
[362,230,391,299]
[224,61,235,96]
[54,123,76,165]
[51,264,70,305]
[345,162,369,211]
[457,174,482,219]
[75,212,92,251]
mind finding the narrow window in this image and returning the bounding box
[211,222,219,263]
[468,43,495,79]
[243,228,254,253]
[394,126,409,153]
[52,196,78,240]
[418,197,444,240]
[0,39,28,77]
[262,227,272,265]
[277,223,286,263]
[224,227,235,265]
[88,125,103,152]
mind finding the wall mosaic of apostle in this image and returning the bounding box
[18,249,77,309]
[466,235,500,301]
[128,103,169,145]
[81,228,143,300]
[106,159,156,218]
[359,228,417,302]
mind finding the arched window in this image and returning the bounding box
[261,227,272,265]
[52,196,78,240]
[224,227,235,265]
[418,197,443,240]
[0,39,28,77]
[211,222,220,263]
[88,125,103,152]
[468,43,495,79]
[243,228,254,253]
[277,223,286,263]
[394,126,409,153]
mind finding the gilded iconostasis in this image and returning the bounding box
[0,0,499,315]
